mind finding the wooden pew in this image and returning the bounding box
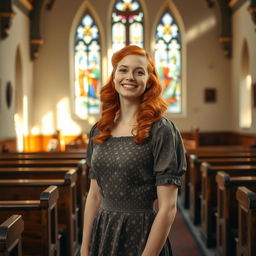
[182,149,256,209]
[216,172,256,256]
[0,215,24,256]
[0,151,85,155]
[0,152,85,160]
[0,158,87,242]
[0,167,76,180]
[0,166,88,244]
[0,185,59,256]
[200,163,256,247]
[236,186,256,256]
[0,171,78,256]
[189,155,256,225]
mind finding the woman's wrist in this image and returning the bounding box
[80,243,89,255]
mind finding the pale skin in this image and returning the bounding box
[80,54,178,256]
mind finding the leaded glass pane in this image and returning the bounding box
[112,0,143,52]
[129,22,143,47]
[155,12,182,113]
[116,0,139,11]
[112,23,126,53]
[74,13,101,119]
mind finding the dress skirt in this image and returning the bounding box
[89,199,172,256]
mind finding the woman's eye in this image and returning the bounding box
[137,70,145,75]
[119,68,127,72]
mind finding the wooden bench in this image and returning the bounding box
[0,172,78,256]
[236,186,256,256]
[200,163,256,247]
[0,166,86,244]
[0,185,59,256]
[0,215,24,256]
[189,156,256,225]
[0,150,86,155]
[0,152,85,160]
[0,158,87,242]
[216,172,256,256]
[182,148,256,209]
[0,167,76,180]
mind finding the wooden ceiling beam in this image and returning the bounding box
[30,0,46,60]
[0,0,15,39]
[248,0,256,24]
[216,0,233,58]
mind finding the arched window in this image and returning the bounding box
[112,0,144,52]
[74,13,101,119]
[155,11,182,113]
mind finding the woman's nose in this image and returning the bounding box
[125,71,135,81]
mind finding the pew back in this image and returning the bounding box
[0,174,78,256]
[236,186,256,256]
[0,185,59,256]
[0,215,24,256]
[216,172,256,256]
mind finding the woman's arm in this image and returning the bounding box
[80,179,102,256]
[141,184,178,256]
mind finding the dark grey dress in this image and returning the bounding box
[86,117,186,256]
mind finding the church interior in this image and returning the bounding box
[0,0,256,255]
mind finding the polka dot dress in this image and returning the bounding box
[86,118,186,256]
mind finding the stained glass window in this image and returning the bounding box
[112,0,144,52]
[155,12,182,113]
[74,13,101,119]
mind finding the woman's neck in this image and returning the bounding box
[118,99,139,125]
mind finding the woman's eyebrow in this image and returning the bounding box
[118,64,146,70]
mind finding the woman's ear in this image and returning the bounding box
[146,80,152,89]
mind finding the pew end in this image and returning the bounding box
[0,185,59,256]
[236,186,256,256]
[0,215,24,256]
[216,172,256,256]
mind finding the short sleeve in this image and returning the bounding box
[151,118,187,187]
[86,123,98,179]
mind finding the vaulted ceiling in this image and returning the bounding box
[0,0,255,60]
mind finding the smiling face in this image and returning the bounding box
[113,54,149,102]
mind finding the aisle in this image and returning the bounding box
[169,201,202,256]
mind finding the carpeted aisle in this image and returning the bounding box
[169,207,202,256]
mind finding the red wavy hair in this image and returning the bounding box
[94,45,167,144]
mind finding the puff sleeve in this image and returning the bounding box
[151,118,187,187]
[86,123,98,179]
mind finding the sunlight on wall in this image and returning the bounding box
[41,112,54,135]
[23,96,28,135]
[57,97,81,135]
[31,126,40,135]
[14,113,24,152]
[102,55,108,83]
[14,96,28,151]
[239,74,252,128]
[186,16,216,43]
[88,116,96,125]
[107,48,114,76]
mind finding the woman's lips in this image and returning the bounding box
[121,83,138,89]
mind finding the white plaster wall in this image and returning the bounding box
[0,6,33,139]
[170,0,231,131]
[231,0,256,134]
[32,0,232,134]
[33,0,92,135]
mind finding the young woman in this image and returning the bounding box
[80,45,186,256]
